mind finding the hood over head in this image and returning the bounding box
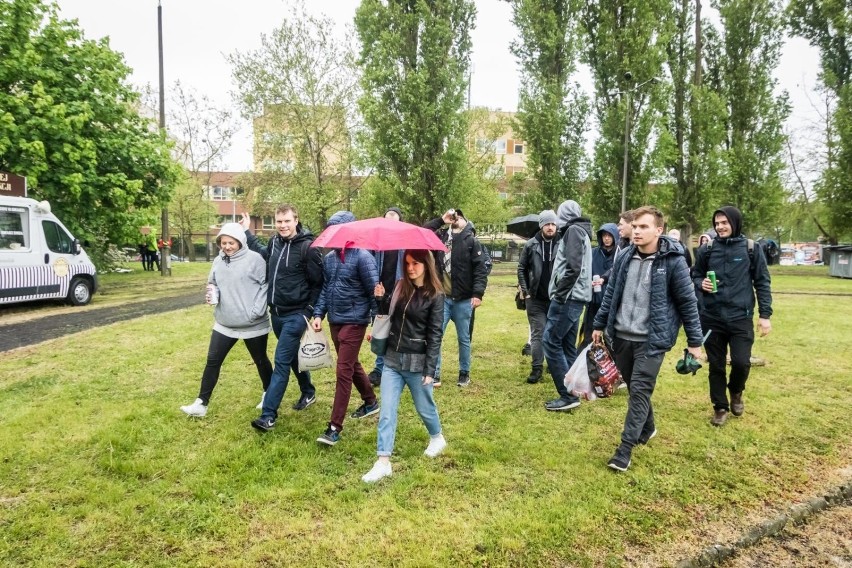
[327,210,356,226]
[597,223,620,247]
[556,200,582,228]
[712,206,743,239]
[216,222,247,249]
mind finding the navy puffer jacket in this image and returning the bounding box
[314,248,379,326]
[593,236,704,356]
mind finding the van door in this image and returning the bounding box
[38,218,78,296]
[0,204,42,303]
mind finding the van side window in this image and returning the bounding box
[42,220,73,254]
[0,208,28,249]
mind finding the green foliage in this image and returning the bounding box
[229,3,362,228]
[0,0,182,263]
[706,0,790,233]
[580,0,672,221]
[355,0,476,223]
[787,0,852,241]
[511,0,589,211]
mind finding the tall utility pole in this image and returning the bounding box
[158,1,171,276]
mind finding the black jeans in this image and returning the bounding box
[702,316,754,410]
[611,337,664,450]
[198,330,273,404]
[525,297,550,369]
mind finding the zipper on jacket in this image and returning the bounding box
[271,238,289,302]
[395,292,416,351]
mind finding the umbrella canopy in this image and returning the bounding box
[507,213,540,239]
[311,217,447,252]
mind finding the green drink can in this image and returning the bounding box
[707,271,717,293]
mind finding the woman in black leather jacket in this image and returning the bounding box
[362,249,447,483]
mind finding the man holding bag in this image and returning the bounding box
[241,205,324,433]
[592,206,703,472]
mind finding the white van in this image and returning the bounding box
[0,196,98,306]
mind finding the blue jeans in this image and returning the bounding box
[435,298,473,378]
[542,299,586,398]
[261,312,315,420]
[373,354,385,374]
[377,366,442,456]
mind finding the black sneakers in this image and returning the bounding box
[638,428,657,445]
[730,392,744,416]
[251,417,275,432]
[711,409,728,426]
[526,367,543,384]
[317,425,340,446]
[292,394,316,411]
[350,402,380,419]
[607,448,632,472]
[457,372,470,387]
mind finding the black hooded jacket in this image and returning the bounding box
[245,226,324,317]
[691,206,773,322]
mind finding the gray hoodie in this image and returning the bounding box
[549,200,593,303]
[209,223,271,339]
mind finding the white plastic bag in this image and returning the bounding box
[298,317,334,372]
[564,345,597,401]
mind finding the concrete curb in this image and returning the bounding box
[675,480,852,568]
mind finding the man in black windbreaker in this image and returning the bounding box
[240,205,325,432]
[425,208,488,387]
[692,206,773,427]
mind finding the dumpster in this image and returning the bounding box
[825,245,852,278]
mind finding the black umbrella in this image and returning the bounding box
[507,214,540,239]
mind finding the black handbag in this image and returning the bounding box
[515,290,526,310]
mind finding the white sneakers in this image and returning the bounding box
[424,434,447,458]
[256,391,266,410]
[180,398,207,417]
[361,460,392,483]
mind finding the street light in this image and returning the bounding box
[611,72,658,213]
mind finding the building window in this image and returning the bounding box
[495,140,507,154]
[514,143,524,154]
[262,216,274,230]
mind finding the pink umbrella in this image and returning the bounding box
[311,217,447,252]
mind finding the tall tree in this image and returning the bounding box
[229,3,363,228]
[661,0,727,238]
[0,0,181,263]
[510,0,589,213]
[788,0,852,241]
[580,0,672,221]
[706,0,789,232]
[355,0,476,223]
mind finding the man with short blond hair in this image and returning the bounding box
[593,206,703,472]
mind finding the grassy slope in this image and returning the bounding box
[0,264,850,567]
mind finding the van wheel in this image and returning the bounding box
[67,277,92,306]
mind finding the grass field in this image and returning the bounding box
[1,262,850,567]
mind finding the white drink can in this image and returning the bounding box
[206,284,219,305]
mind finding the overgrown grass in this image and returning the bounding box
[1,264,850,566]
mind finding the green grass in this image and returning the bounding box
[1,264,850,566]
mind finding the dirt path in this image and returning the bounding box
[0,293,199,352]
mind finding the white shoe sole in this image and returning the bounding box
[362,465,392,483]
[180,406,207,417]
[424,439,447,458]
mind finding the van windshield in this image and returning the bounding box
[0,206,28,249]
[43,220,74,254]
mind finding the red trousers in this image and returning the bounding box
[329,324,377,431]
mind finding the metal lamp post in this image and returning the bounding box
[615,73,658,213]
[158,1,171,275]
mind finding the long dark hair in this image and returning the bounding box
[398,249,442,302]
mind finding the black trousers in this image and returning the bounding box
[702,316,754,411]
[611,338,664,450]
[197,330,273,404]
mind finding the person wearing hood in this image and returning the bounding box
[368,206,406,387]
[312,211,381,446]
[542,200,593,411]
[180,223,273,417]
[592,206,704,471]
[241,204,325,433]
[579,222,620,350]
[517,210,559,384]
[424,208,489,387]
[692,206,773,427]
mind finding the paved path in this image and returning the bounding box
[0,293,199,352]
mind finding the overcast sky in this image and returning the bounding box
[57,0,822,171]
